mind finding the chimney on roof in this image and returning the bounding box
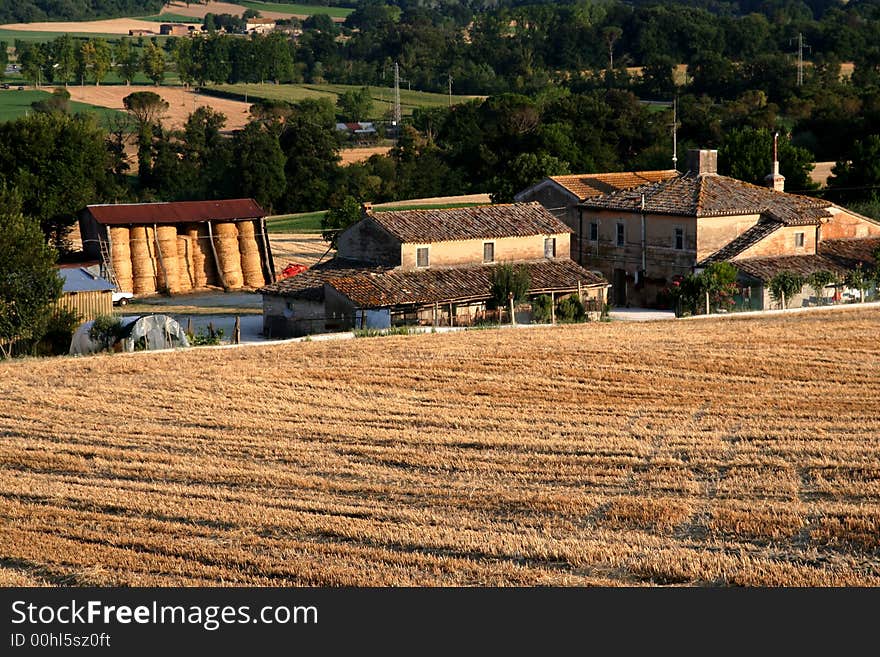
[765,132,785,192]
[361,202,373,216]
[686,149,717,176]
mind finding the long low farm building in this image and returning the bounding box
[79,199,276,297]
[260,202,610,337]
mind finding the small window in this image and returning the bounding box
[795,232,805,248]
[544,237,556,259]
[616,222,625,247]
[483,242,494,263]
[589,221,599,242]
[416,247,429,267]
[674,227,684,250]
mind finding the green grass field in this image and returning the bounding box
[210,82,481,120]
[266,211,325,233]
[0,88,129,124]
[238,1,354,18]
[266,203,486,234]
[0,29,125,44]
[140,14,204,24]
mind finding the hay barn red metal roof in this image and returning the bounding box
[85,199,266,226]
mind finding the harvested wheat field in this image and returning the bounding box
[1,309,879,586]
[0,18,159,34]
[64,85,252,132]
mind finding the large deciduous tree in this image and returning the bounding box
[0,203,63,357]
[141,40,166,86]
[114,38,141,85]
[123,91,169,181]
[827,135,880,203]
[0,113,118,253]
[232,121,286,213]
[718,127,817,192]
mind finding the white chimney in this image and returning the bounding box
[765,132,785,192]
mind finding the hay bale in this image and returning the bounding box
[176,235,194,291]
[213,221,243,289]
[186,223,216,288]
[130,226,157,295]
[155,225,180,293]
[237,220,265,288]
[108,226,133,293]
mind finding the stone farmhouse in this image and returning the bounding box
[260,203,610,337]
[525,149,880,308]
[514,169,678,260]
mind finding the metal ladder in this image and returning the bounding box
[97,237,119,289]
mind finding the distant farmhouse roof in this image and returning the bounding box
[582,173,833,225]
[335,122,377,134]
[731,237,880,282]
[367,202,572,244]
[327,259,606,308]
[543,170,678,201]
[84,199,266,226]
[58,267,115,293]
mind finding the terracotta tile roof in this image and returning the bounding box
[819,237,880,264]
[733,254,851,282]
[368,202,571,244]
[258,258,385,301]
[327,259,607,308]
[698,221,783,265]
[84,199,266,226]
[731,238,878,282]
[581,173,832,225]
[547,170,679,200]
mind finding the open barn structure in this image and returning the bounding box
[79,199,276,297]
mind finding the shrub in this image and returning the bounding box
[354,326,413,338]
[187,325,224,346]
[768,271,804,308]
[88,315,123,352]
[806,270,838,305]
[556,295,585,322]
[34,308,81,356]
[490,264,531,308]
[531,294,552,323]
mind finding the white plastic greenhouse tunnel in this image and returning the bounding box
[69,314,190,356]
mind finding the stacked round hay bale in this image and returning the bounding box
[108,226,133,293]
[130,226,157,295]
[176,234,195,291]
[237,220,265,288]
[186,223,216,288]
[155,225,181,293]
[212,221,244,289]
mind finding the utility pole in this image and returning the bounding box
[448,73,453,106]
[671,96,678,171]
[791,32,811,86]
[393,61,402,130]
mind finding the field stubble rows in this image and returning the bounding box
[1,309,879,586]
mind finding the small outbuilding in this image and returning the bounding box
[56,266,115,321]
